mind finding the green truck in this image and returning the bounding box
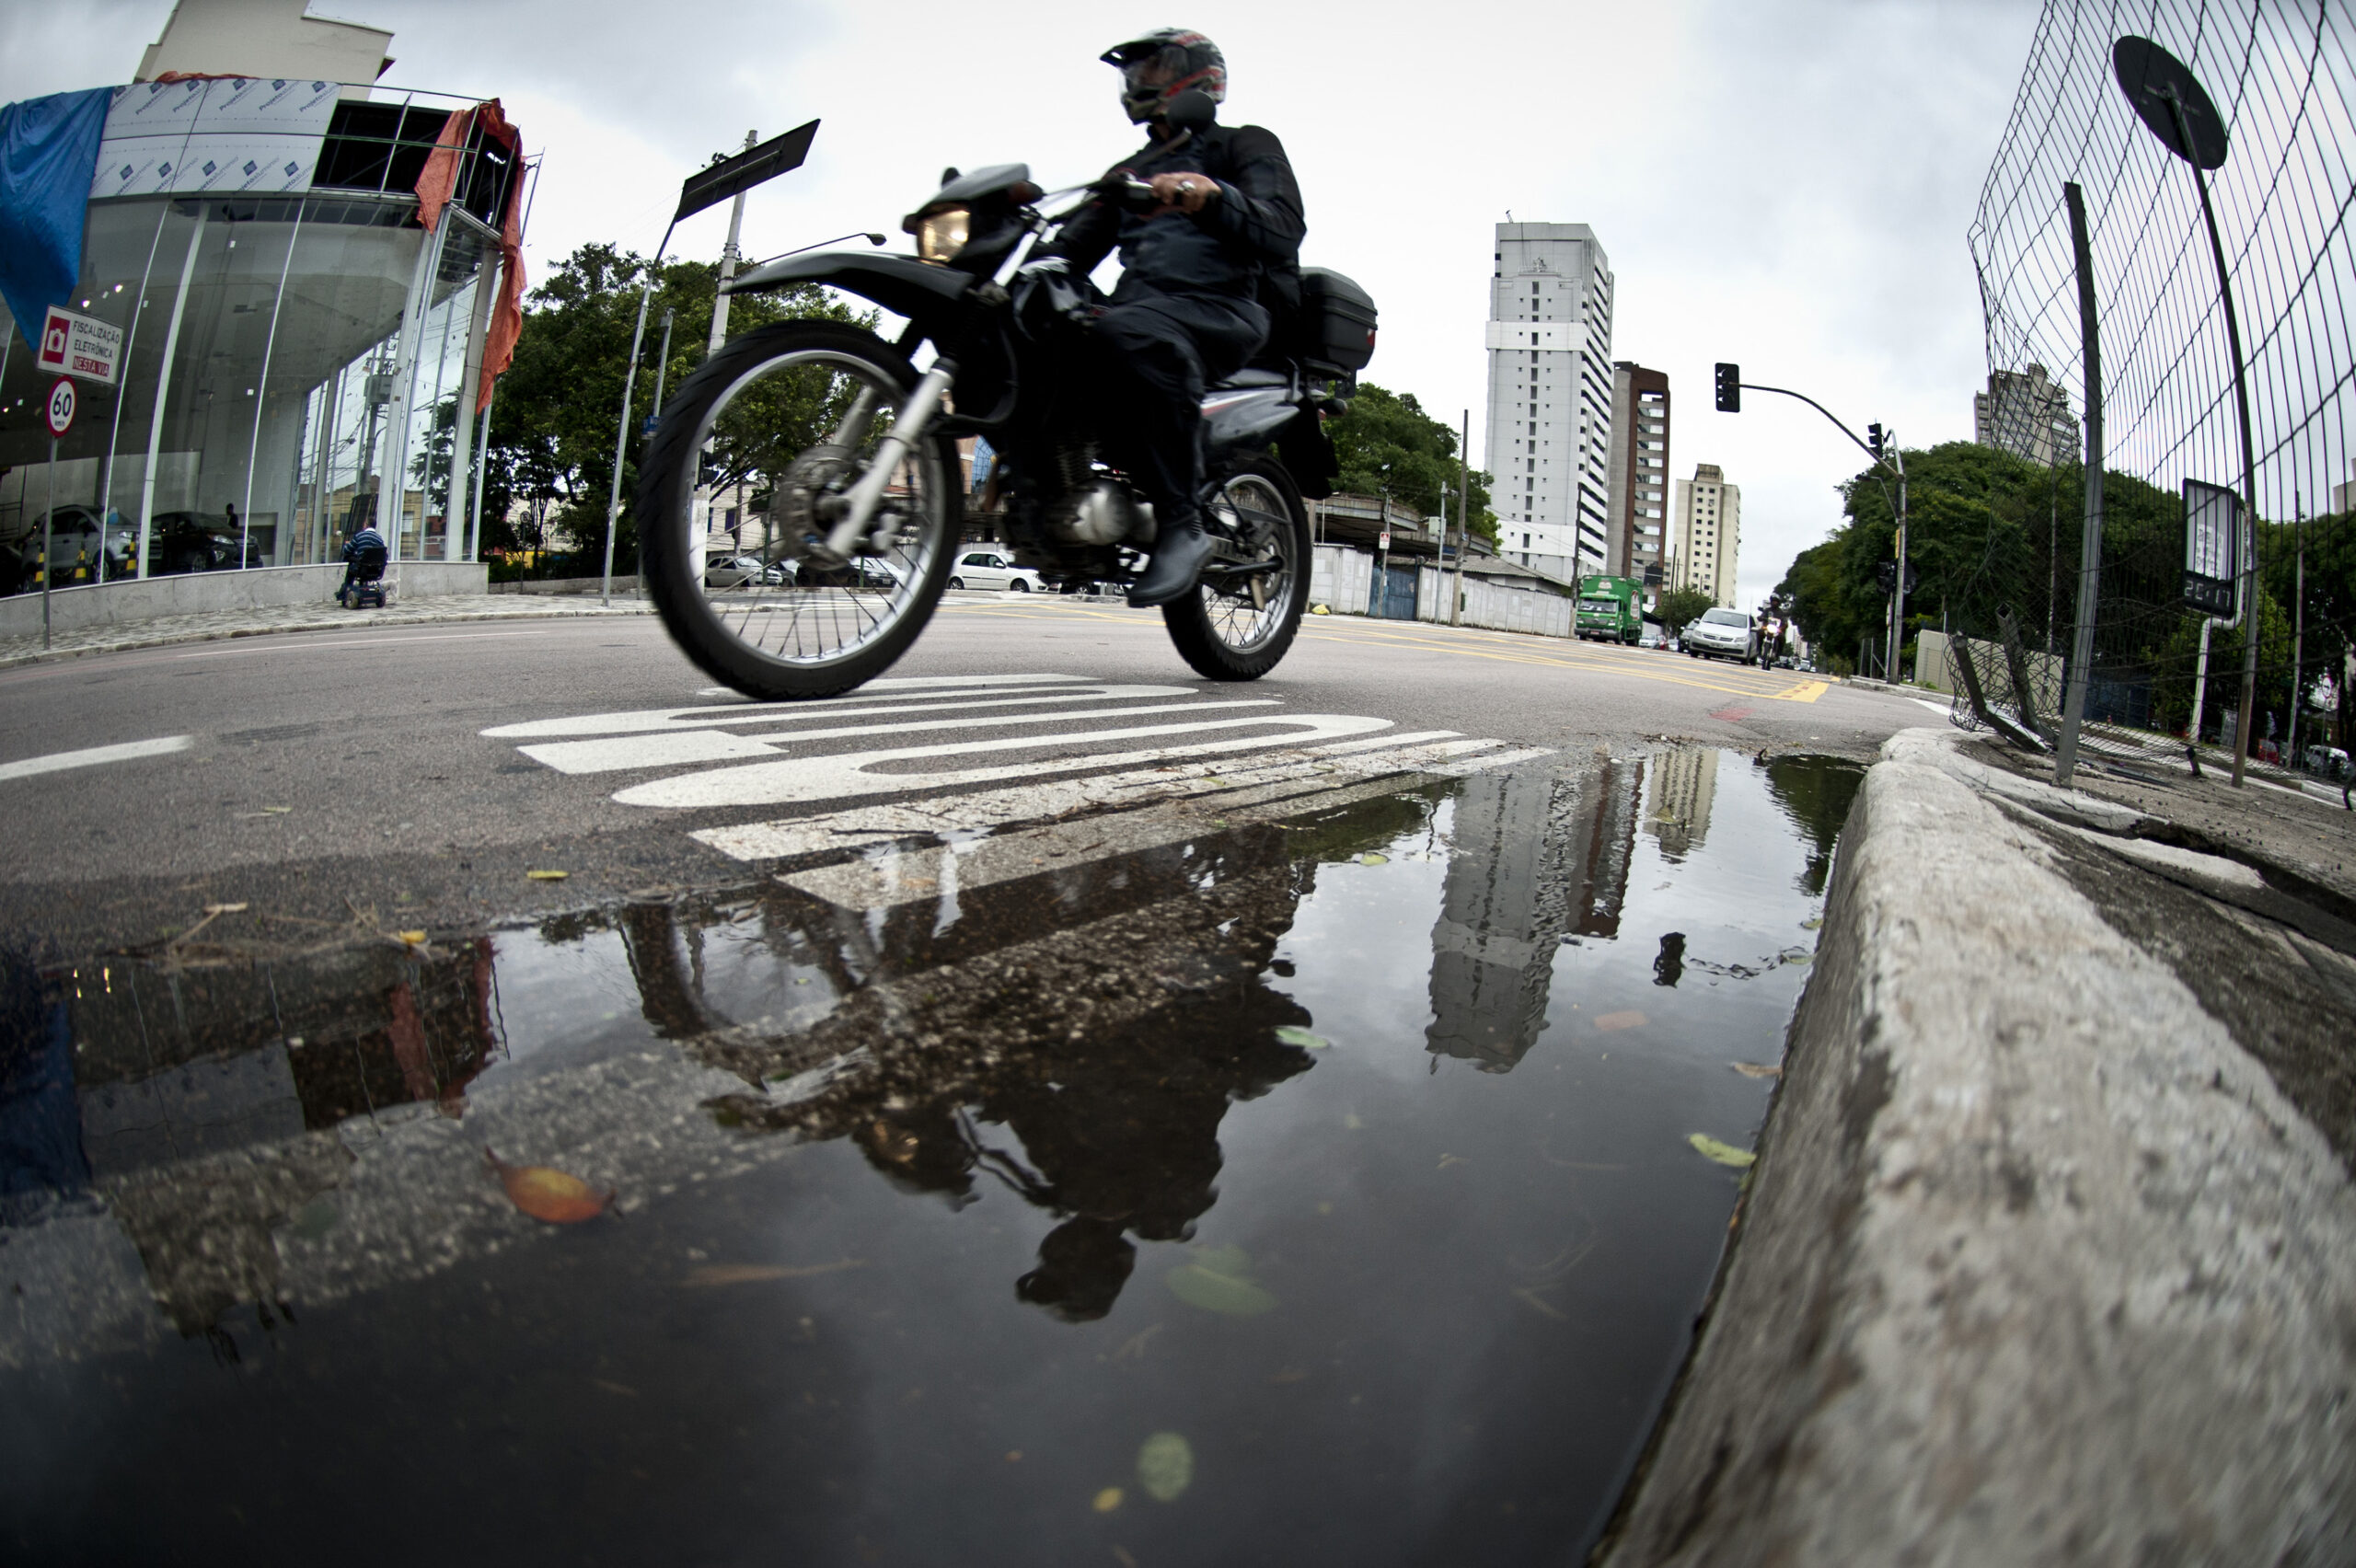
[1575,575,1644,643]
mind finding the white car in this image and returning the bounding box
[703,553,771,589]
[948,548,1042,593]
[1683,607,1760,663]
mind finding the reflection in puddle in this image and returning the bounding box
[2,749,1862,1564]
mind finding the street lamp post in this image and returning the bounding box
[2114,36,2258,784]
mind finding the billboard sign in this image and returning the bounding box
[35,306,123,387]
[2182,478,2242,617]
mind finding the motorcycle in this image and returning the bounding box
[632,92,1378,700]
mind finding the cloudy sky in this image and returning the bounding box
[6,0,2046,612]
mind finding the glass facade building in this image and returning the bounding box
[0,83,523,594]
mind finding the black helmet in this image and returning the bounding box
[1101,29,1226,124]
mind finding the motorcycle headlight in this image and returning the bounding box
[915,206,971,265]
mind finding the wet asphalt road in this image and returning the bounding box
[0,595,1932,957]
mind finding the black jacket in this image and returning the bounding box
[1046,122,1305,309]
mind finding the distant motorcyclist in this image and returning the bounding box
[1038,29,1306,607]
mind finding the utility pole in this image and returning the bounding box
[1454,409,1469,627]
[705,130,756,359]
[2290,495,2306,765]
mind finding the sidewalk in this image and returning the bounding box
[0,592,654,671]
[1600,725,2356,1565]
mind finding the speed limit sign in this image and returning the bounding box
[44,377,75,438]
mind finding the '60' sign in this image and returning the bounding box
[44,377,76,439]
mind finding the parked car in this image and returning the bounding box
[2302,744,2352,780]
[1637,626,1665,650]
[1682,607,1760,663]
[15,504,136,587]
[704,553,772,589]
[795,557,903,591]
[148,511,264,575]
[948,548,1042,592]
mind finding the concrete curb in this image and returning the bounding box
[0,601,653,671]
[1597,726,2356,1565]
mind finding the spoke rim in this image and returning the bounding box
[1195,474,1298,653]
[682,346,944,671]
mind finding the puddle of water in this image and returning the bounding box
[0,748,1861,1565]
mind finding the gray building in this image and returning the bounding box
[1484,223,1614,580]
[1973,364,2079,467]
[1604,362,1669,594]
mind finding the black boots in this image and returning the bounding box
[1128,515,1216,607]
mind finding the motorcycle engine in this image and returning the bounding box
[1050,480,1156,548]
[1039,445,1155,548]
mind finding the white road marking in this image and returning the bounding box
[780,767,1496,914]
[172,630,552,659]
[517,698,1276,775]
[688,737,1497,861]
[480,683,1195,741]
[614,712,1399,810]
[0,734,191,783]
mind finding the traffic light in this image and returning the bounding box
[1875,559,1921,595]
[1714,363,1740,412]
[1867,422,1884,459]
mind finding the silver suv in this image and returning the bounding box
[1683,607,1758,663]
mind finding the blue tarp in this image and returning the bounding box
[0,87,111,350]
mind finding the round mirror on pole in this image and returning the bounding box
[2112,36,2228,168]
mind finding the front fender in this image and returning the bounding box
[724,250,970,328]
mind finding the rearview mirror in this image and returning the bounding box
[1163,90,1217,135]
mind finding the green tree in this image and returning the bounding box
[1324,385,1496,544]
[1657,586,1715,637]
[482,244,869,572]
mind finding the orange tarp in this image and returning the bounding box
[416,98,526,412]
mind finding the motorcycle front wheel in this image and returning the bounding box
[1162,455,1311,682]
[636,321,960,700]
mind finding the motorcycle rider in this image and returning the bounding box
[1039,29,1306,607]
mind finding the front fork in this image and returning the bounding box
[818,358,959,561]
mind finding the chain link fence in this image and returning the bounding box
[1966,0,2356,778]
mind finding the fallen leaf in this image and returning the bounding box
[1731,1062,1782,1079]
[202,902,248,916]
[1138,1432,1195,1503]
[1689,1133,1757,1169]
[396,929,428,945]
[682,1260,866,1287]
[1165,1244,1278,1318]
[485,1146,616,1223]
[1594,1010,1648,1032]
[1357,852,1390,866]
[1273,1024,1330,1050]
[1093,1487,1126,1513]
[526,870,569,881]
[1800,916,1824,930]
[1437,1153,1467,1170]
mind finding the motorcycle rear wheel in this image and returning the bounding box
[1161,455,1311,682]
[637,321,959,700]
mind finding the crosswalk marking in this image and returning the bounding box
[778,766,1460,912]
[688,735,1515,861]
[610,711,1401,810]
[485,673,1557,863]
[482,680,1190,741]
[514,698,1276,776]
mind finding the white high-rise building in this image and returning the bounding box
[1672,463,1740,608]
[1484,223,1614,581]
